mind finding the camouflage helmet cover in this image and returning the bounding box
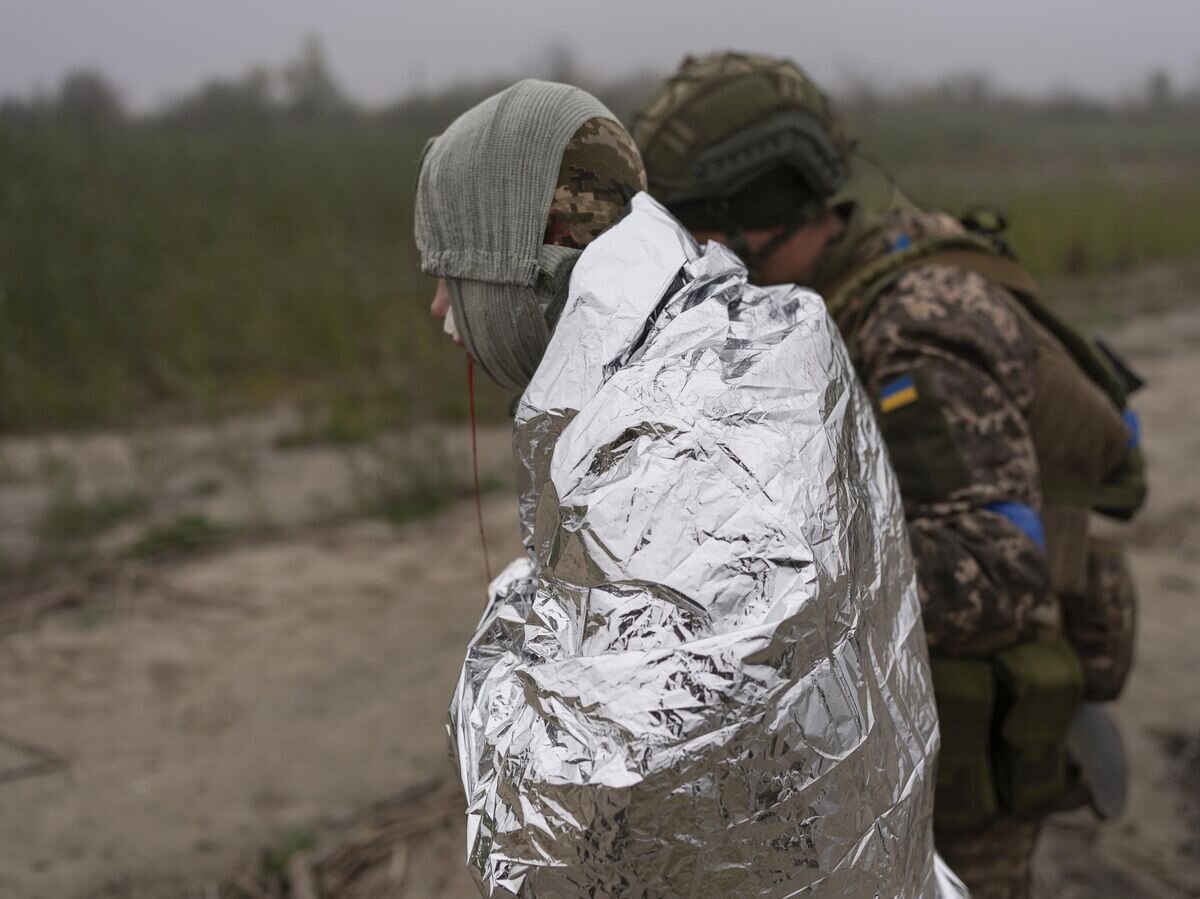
[634,52,851,227]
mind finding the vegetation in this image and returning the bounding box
[352,432,504,526]
[2,47,1198,432]
[259,826,319,880]
[129,513,230,558]
[40,486,148,541]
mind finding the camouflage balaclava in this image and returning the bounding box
[415,80,645,391]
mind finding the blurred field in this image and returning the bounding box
[0,118,468,431]
[3,70,1200,432]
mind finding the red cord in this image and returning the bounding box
[468,357,493,584]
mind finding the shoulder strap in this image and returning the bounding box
[827,235,1127,409]
[824,234,996,325]
[830,234,1146,519]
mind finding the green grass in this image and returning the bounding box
[188,476,223,498]
[899,164,1200,276]
[259,826,319,880]
[355,434,496,526]
[0,118,509,431]
[75,607,111,629]
[129,513,230,558]
[274,386,411,450]
[1,104,1197,433]
[846,100,1200,277]
[40,487,149,541]
[847,101,1200,171]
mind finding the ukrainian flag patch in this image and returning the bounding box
[879,375,918,413]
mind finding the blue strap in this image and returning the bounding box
[984,501,1046,553]
[1123,409,1140,449]
[891,233,912,252]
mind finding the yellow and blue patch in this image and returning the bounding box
[879,375,918,413]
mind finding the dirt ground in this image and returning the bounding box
[1,302,1199,899]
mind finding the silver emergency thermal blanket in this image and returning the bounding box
[450,194,966,898]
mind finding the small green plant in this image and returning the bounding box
[275,386,414,450]
[0,447,19,485]
[275,399,377,450]
[353,432,498,526]
[37,452,75,482]
[40,482,149,542]
[129,514,228,558]
[76,607,110,629]
[370,438,460,525]
[477,473,507,495]
[188,476,223,498]
[259,826,319,879]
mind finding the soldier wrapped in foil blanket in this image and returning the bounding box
[449,192,966,898]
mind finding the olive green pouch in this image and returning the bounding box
[993,639,1084,816]
[930,656,999,833]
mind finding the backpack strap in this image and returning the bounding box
[828,234,1145,520]
[913,248,1041,300]
[827,235,1127,409]
[824,234,1001,322]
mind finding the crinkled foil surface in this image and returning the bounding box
[450,194,967,898]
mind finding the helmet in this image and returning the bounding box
[634,52,850,234]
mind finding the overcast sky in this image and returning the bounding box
[2,0,1198,110]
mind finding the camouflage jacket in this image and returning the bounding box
[838,209,1054,657]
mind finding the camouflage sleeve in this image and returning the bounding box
[857,264,1053,657]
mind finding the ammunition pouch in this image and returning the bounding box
[1059,538,1137,701]
[994,639,1084,816]
[931,639,1084,833]
[931,657,998,833]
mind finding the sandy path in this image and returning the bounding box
[1052,306,1200,898]
[1,503,520,898]
[1,308,1198,898]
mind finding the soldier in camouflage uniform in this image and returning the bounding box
[635,53,1145,899]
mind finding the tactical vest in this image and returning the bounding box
[826,232,1146,830]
